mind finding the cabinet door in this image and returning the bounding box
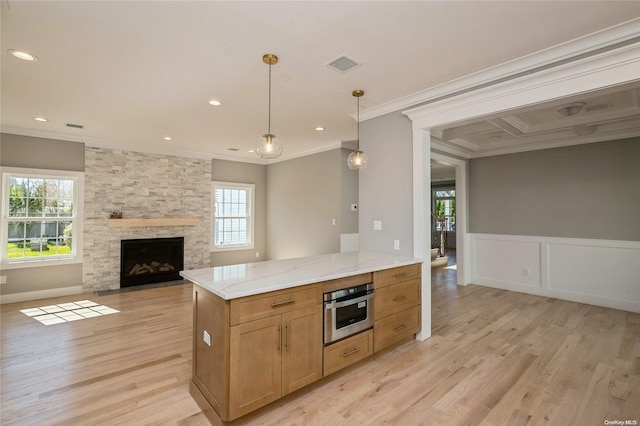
[281,305,323,395]
[229,315,282,420]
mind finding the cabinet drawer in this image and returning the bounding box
[374,278,420,319]
[323,329,373,377]
[373,264,421,288]
[374,305,420,353]
[230,284,321,325]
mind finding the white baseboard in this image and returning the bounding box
[470,234,640,313]
[0,286,84,305]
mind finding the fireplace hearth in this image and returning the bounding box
[120,237,184,287]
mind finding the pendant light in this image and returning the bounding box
[347,89,368,170]
[256,53,283,159]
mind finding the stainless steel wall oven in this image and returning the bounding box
[323,283,374,344]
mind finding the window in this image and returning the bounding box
[212,182,254,251]
[1,167,84,268]
[433,187,456,232]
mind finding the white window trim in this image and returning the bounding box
[1,167,84,270]
[211,181,255,252]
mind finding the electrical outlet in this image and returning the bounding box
[255,251,260,258]
[373,220,382,231]
[394,240,400,250]
[0,276,6,285]
[523,268,531,277]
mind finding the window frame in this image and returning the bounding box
[211,181,255,252]
[1,167,84,269]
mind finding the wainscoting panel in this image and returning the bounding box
[470,234,640,313]
[472,235,542,290]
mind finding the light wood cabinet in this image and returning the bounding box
[323,329,373,376]
[192,284,322,422]
[191,262,422,422]
[373,264,422,352]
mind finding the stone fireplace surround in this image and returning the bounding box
[83,146,211,291]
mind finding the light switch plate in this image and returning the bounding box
[203,330,211,347]
[373,220,382,231]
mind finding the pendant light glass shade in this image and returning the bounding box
[256,133,283,158]
[348,89,367,170]
[256,53,283,159]
[347,150,368,169]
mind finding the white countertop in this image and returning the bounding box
[180,251,422,300]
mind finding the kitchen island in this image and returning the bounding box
[180,251,423,422]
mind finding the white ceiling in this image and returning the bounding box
[2,1,640,163]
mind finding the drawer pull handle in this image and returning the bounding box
[393,272,407,279]
[271,299,295,307]
[343,348,360,357]
[393,324,407,332]
[393,295,407,302]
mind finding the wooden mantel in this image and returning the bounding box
[107,217,198,228]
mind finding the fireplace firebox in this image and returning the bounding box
[120,237,184,287]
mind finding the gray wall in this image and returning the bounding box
[359,111,415,256]
[211,159,267,266]
[1,133,85,171]
[266,149,342,260]
[340,148,359,234]
[469,137,640,241]
[0,133,85,296]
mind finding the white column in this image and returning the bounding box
[414,128,431,341]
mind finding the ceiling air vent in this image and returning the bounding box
[326,54,361,73]
[227,148,240,152]
[66,123,84,129]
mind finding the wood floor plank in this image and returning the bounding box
[2,260,640,425]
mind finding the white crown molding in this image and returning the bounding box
[469,128,640,158]
[404,41,640,131]
[1,126,345,165]
[363,18,640,122]
[429,138,472,159]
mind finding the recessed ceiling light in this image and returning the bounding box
[33,116,48,122]
[315,126,325,131]
[208,100,222,106]
[163,136,173,141]
[248,149,255,153]
[9,49,38,61]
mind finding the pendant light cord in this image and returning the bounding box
[357,95,360,150]
[268,61,272,136]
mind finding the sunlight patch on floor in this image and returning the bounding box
[20,300,119,325]
[444,264,457,270]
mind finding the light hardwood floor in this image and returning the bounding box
[1,262,639,425]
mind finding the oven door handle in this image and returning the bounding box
[324,292,373,310]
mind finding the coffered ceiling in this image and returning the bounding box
[2,1,639,163]
[431,82,640,158]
